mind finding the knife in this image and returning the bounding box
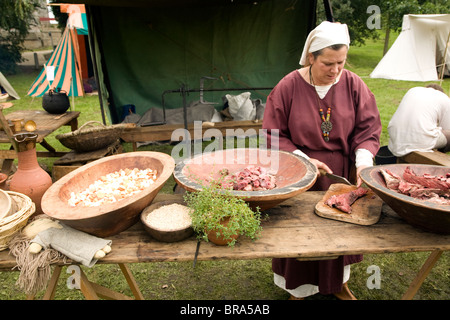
[319,168,352,185]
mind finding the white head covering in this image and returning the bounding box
[299,21,350,66]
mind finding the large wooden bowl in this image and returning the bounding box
[173,148,317,211]
[360,164,450,234]
[42,152,175,237]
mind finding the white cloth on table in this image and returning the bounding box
[31,224,111,267]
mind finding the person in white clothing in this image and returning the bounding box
[388,84,450,157]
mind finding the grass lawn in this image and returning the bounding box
[0,33,449,301]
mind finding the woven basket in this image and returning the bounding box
[0,191,35,251]
[56,121,123,153]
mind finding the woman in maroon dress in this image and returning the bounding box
[262,21,381,300]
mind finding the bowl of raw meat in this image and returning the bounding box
[360,164,450,234]
[41,152,175,237]
[173,148,317,211]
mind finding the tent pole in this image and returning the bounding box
[323,0,334,22]
[71,76,75,111]
[86,5,107,125]
[439,31,450,87]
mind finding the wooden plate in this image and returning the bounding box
[173,148,318,211]
[314,183,383,225]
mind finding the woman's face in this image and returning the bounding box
[308,46,348,85]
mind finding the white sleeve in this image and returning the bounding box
[355,148,374,168]
[294,148,373,168]
[438,96,450,130]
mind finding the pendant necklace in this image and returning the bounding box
[309,65,335,142]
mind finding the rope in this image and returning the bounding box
[8,233,67,296]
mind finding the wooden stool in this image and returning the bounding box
[52,140,122,181]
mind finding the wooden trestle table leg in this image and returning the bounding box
[401,250,443,300]
[118,263,144,300]
[29,263,143,300]
[26,265,63,300]
[77,264,144,300]
[79,268,101,300]
[42,265,63,300]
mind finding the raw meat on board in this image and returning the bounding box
[325,187,369,213]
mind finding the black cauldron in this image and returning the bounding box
[42,88,70,114]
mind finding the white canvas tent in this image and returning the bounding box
[0,72,20,101]
[370,14,450,82]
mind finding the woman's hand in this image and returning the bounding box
[356,165,369,187]
[311,159,367,187]
[309,158,332,176]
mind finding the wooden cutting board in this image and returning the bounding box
[314,183,383,225]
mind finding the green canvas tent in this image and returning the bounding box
[63,0,330,124]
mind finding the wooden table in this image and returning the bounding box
[0,110,80,173]
[0,191,449,300]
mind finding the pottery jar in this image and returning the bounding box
[9,133,53,216]
[206,217,239,246]
[11,119,24,132]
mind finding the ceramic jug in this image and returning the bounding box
[9,133,52,216]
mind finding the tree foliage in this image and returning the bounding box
[376,0,450,33]
[49,0,68,30]
[0,0,42,74]
[316,0,377,46]
[317,0,449,46]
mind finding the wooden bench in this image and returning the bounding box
[120,120,263,151]
[399,150,450,167]
[51,140,123,181]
